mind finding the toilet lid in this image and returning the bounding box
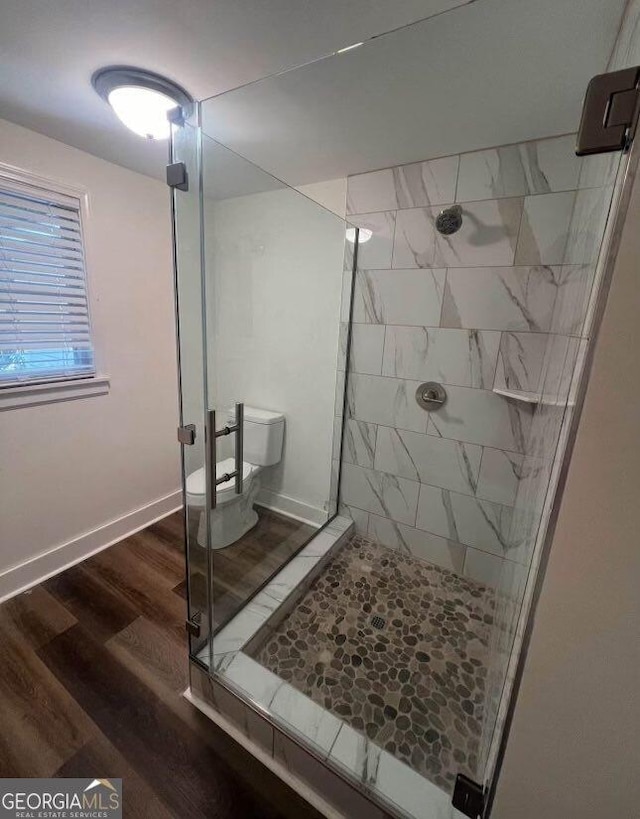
[186,459,255,498]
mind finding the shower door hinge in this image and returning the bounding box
[186,612,202,638]
[167,105,186,127]
[577,66,640,156]
[166,161,189,191]
[177,423,196,445]
[452,774,485,818]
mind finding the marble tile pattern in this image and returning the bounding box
[563,186,614,266]
[456,136,581,202]
[368,513,467,575]
[494,332,547,394]
[251,536,496,795]
[350,268,446,326]
[381,327,501,388]
[341,419,378,468]
[393,198,523,269]
[340,132,604,591]
[475,448,529,507]
[341,462,421,526]
[347,156,459,214]
[550,265,595,336]
[415,485,514,558]
[514,191,575,266]
[373,426,482,495]
[343,324,386,375]
[441,265,560,333]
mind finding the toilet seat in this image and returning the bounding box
[186,458,258,506]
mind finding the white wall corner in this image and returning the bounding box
[0,490,183,603]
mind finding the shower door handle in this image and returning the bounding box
[208,409,218,510]
[233,402,244,496]
[208,403,244,510]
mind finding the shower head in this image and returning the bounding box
[435,205,463,235]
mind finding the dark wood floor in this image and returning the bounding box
[0,512,322,819]
[182,507,316,630]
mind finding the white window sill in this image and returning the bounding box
[0,375,110,411]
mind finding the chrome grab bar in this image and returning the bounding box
[207,403,244,510]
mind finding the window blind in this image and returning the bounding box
[0,180,95,387]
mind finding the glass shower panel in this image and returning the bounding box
[480,9,640,794]
[199,133,349,635]
[170,118,212,661]
[480,141,628,792]
[183,3,633,817]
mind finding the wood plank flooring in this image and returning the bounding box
[0,512,323,819]
[179,507,316,629]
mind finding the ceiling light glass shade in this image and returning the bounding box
[107,86,176,140]
[346,227,373,243]
[92,67,193,141]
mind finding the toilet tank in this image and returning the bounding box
[227,406,284,466]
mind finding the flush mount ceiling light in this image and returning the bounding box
[92,66,193,140]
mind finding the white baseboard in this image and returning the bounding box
[256,488,327,527]
[0,489,183,603]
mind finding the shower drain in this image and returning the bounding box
[370,615,386,630]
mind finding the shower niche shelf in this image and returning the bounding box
[493,387,574,408]
[493,387,540,403]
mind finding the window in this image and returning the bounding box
[0,174,95,388]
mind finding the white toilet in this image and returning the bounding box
[185,406,284,549]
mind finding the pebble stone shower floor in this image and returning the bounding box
[251,536,496,793]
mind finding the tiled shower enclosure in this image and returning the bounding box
[341,131,603,589]
[174,3,640,817]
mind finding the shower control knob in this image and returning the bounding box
[416,382,447,411]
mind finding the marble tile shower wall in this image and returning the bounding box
[338,133,598,588]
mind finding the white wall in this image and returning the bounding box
[492,146,640,819]
[296,179,348,219]
[0,118,180,597]
[204,179,346,522]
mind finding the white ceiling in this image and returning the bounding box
[201,0,628,187]
[0,0,627,186]
[0,0,470,181]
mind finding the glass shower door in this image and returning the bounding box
[200,133,349,638]
[172,117,351,662]
[170,116,212,662]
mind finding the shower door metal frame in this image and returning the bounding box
[169,108,214,662]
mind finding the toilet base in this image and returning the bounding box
[195,476,261,549]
